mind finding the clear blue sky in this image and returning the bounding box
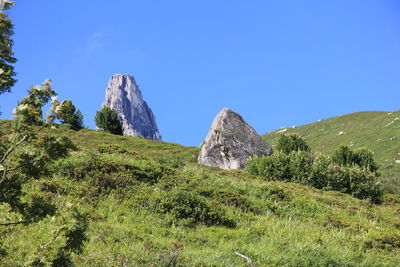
[1,0,400,146]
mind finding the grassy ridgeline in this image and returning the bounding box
[264,110,400,193]
[0,120,399,266]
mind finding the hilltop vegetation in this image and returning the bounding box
[1,120,399,266]
[263,111,400,193]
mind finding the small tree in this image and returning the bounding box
[95,106,123,135]
[276,133,311,154]
[0,0,17,95]
[51,99,84,130]
[332,145,379,174]
[1,80,89,264]
[1,80,74,224]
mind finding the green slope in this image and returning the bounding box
[263,110,400,192]
[1,120,400,266]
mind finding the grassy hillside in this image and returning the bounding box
[263,110,400,193]
[1,120,400,266]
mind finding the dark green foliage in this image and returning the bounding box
[261,187,289,202]
[95,106,123,135]
[327,165,383,203]
[1,132,74,224]
[96,143,128,154]
[0,1,17,95]
[246,151,313,183]
[22,195,57,223]
[0,173,23,212]
[0,81,74,222]
[197,186,260,213]
[51,251,73,267]
[55,100,84,130]
[247,148,383,203]
[157,189,235,227]
[62,210,89,254]
[332,145,379,174]
[0,82,86,264]
[276,133,311,154]
[54,153,175,193]
[13,135,75,178]
[365,234,400,250]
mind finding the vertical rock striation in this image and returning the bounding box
[198,108,272,169]
[103,74,161,140]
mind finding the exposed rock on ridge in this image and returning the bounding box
[103,74,161,140]
[198,108,272,169]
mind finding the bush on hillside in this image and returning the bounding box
[157,189,235,227]
[246,151,314,184]
[96,143,129,154]
[95,106,123,135]
[196,186,261,214]
[276,133,311,154]
[247,149,383,203]
[332,145,379,174]
[54,153,175,194]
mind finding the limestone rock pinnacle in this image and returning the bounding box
[103,74,161,140]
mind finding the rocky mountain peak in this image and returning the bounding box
[103,74,161,140]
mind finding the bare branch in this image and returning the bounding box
[1,134,28,164]
[6,157,43,172]
[235,252,254,267]
[0,221,29,226]
[41,229,61,249]
[0,125,47,183]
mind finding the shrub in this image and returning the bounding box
[324,165,383,203]
[276,133,311,154]
[157,189,235,227]
[95,106,123,135]
[196,186,260,213]
[96,144,128,154]
[247,151,313,184]
[247,150,383,203]
[55,153,175,192]
[332,145,379,174]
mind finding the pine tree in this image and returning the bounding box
[95,106,123,135]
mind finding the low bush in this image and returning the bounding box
[247,150,383,203]
[54,153,175,192]
[157,189,235,227]
[332,145,379,174]
[196,186,260,214]
[246,151,313,184]
[96,144,129,154]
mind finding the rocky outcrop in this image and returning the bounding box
[103,74,161,140]
[198,108,272,169]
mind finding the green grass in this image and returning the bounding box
[1,119,400,266]
[263,110,400,193]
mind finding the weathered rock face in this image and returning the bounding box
[103,74,161,140]
[198,108,272,169]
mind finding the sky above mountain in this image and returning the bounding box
[1,0,400,146]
